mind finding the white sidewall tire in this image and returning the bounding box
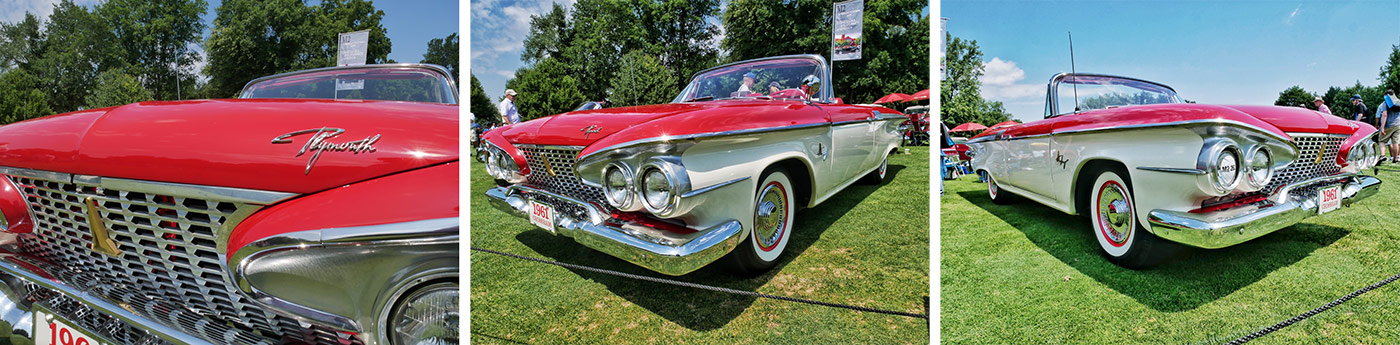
[987,175,999,199]
[1091,171,1135,258]
[750,171,795,263]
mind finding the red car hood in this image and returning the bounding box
[497,102,719,147]
[0,99,458,194]
[1217,105,1357,134]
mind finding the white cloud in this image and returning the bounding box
[0,0,102,24]
[1286,4,1300,24]
[980,57,1041,100]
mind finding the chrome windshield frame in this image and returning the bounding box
[236,63,460,104]
[673,54,833,104]
[1045,73,1180,119]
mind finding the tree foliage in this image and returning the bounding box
[205,0,391,98]
[517,0,720,104]
[1381,44,1400,95]
[469,72,501,128]
[84,69,153,108]
[422,32,459,82]
[505,57,586,122]
[609,51,678,107]
[1274,85,1316,109]
[98,0,207,101]
[722,0,929,105]
[34,0,122,112]
[941,33,1010,126]
[0,69,52,123]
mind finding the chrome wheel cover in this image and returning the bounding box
[754,182,788,249]
[1096,182,1131,244]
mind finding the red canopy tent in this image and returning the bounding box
[908,89,930,101]
[875,93,912,104]
[950,122,987,132]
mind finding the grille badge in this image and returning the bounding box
[541,156,558,177]
[83,197,122,257]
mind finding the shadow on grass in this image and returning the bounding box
[515,165,909,331]
[956,190,1348,312]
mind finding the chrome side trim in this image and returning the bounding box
[230,218,459,342]
[577,122,829,162]
[1000,133,1053,140]
[680,177,750,199]
[1051,118,1292,143]
[1137,167,1207,175]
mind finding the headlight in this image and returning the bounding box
[1245,146,1272,189]
[1347,143,1364,167]
[602,163,634,209]
[389,282,459,345]
[484,151,502,178]
[639,166,675,213]
[1209,146,1241,193]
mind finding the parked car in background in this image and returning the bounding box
[0,63,459,345]
[900,105,931,146]
[483,54,905,276]
[969,73,1381,268]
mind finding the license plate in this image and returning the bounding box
[528,200,555,233]
[35,309,103,345]
[1318,185,1341,214]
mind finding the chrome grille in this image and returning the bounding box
[10,176,360,345]
[518,146,607,218]
[1265,134,1345,193]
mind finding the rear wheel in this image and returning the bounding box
[724,168,796,276]
[1088,169,1175,269]
[987,174,1013,205]
[861,154,889,184]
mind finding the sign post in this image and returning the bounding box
[335,30,370,95]
[831,0,863,62]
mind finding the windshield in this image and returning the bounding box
[673,58,824,103]
[239,66,458,104]
[1051,74,1179,116]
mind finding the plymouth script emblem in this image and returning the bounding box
[272,127,380,174]
[581,125,601,139]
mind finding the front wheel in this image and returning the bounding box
[724,168,797,276]
[1088,169,1176,269]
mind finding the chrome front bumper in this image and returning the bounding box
[1148,174,1381,249]
[485,185,744,276]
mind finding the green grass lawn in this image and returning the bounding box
[470,146,931,344]
[941,167,1400,344]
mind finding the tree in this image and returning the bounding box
[204,0,391,98]
[469,72,500,127]
[0,69,52,123]
[521,3,569,65]
[84,69,153,108]
[722,0,928,105]
[421,33,458,82]
[1274,85,1315,109]
[1382,44,1400,96]
[97,0,207,101]
[505,57,586,121]
[609,51,678,107]
[31,0,122,112]
[0,13,43,71]
[940,33,1009,126]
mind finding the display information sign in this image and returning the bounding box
[832,0,863,61]
[337,30,369,66]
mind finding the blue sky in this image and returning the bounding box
[944,0,1400,122]
[4,0,458,77]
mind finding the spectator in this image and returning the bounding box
[1381,90,1400,163]
[499,89,521,125]
[737,72,756,94]
[768,81,782,94]
[1352,94,1370,123]
[1313,97,1331,114]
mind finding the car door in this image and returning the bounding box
[999,121,1057,198]
[826,105,881,182]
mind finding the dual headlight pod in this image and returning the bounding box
[484,145,524,182]
[1200,139,1274,195]
[600,158,690,217]
[1344,139,1380,171]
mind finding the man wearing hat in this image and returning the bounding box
[736,72,757,95]
[499,89,521,125]
[1313,97,1331,115]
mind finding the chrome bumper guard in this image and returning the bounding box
[0,249,278,345]
[486,185,744,276]
[1148,174,1381,249]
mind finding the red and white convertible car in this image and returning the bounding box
[483,55,904,276]
[0,64,458,345]
[969,73,1381,268]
